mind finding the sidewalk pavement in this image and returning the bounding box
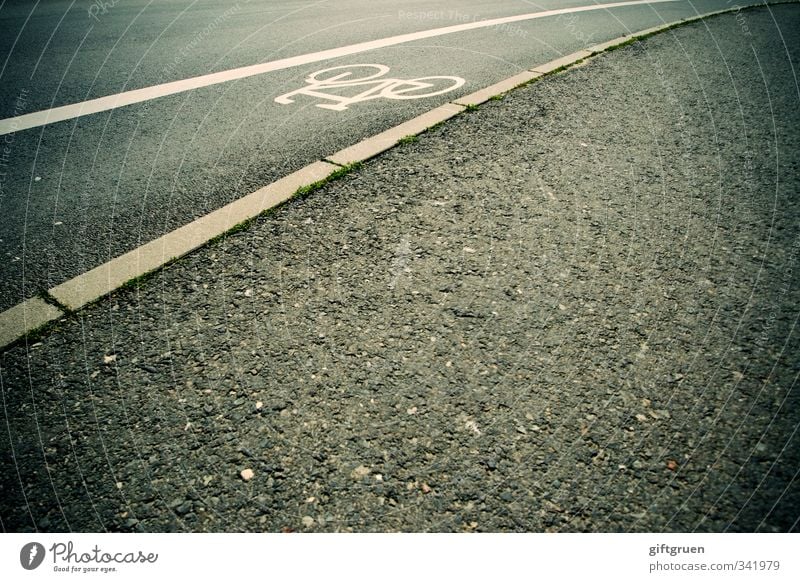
[1,4,799,533]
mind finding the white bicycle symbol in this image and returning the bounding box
[275,64,466,111]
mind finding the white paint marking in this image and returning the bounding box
[275,64,465,111]
[0,0,681,135]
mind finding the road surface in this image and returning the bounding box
[0,3,798,533]
[1,0,738,312]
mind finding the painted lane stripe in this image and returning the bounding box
[48,161,339,311]
[0,0,681,136]
[0,298,63,349]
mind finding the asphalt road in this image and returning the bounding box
[0,4,798,533]
[1,0,737,312]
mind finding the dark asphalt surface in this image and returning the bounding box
[0,0,737,312]
[1,4,799,532]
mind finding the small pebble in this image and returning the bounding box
[351,465,370,479]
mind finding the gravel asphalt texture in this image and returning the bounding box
[1,5,799,533]
[1,0,736,313]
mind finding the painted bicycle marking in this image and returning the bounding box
[275,64,465,111]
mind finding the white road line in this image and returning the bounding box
[0,0,681,136]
